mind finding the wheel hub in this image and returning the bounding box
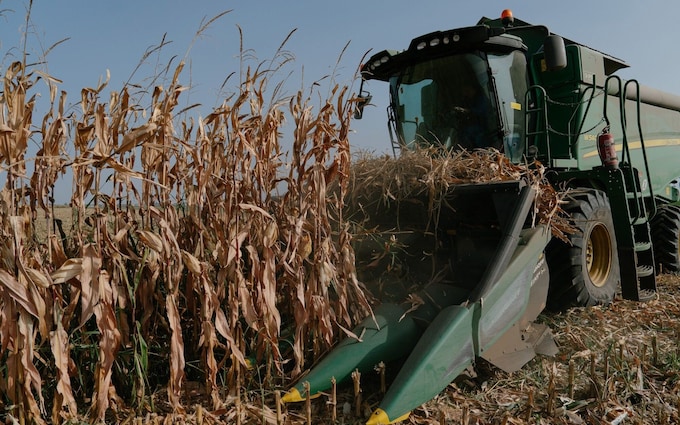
[586,223,613,287]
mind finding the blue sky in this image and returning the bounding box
[2,0,680,201]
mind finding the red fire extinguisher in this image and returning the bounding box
[597,126,619,169]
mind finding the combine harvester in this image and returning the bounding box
[282,10,680,424]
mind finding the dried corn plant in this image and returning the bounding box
[0,28,370,424]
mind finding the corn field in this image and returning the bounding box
[0,22,375,422]
[8,8,680,425]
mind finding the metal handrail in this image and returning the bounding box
[623,79,657,219]
[604,75,655,223]
[525,85,551,164]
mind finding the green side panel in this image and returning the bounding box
[478,226,551,350]
[532,44,608,92]
[576,95,680,199]
[291,303,420,398]
[529,42,680,198]
[371,304,476,423]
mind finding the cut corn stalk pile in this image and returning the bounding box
[1,17,679,425]
[346,147,574,241]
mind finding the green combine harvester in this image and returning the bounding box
[282,10,680,424]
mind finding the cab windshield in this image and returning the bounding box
[390,53,500,151]
[388,49,530,160]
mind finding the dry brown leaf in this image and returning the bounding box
[180,250,202,275]
[117,122,158,154]
[166,293,186,410]
[137,229,164,253]
[238,202,274,219]
[92,273,122,421]
[0,268,40,319]
[22,267,51,289]
[18,317,47,425]
[49,306,78,418]
[80,244,101,326]
[50,258,83,284]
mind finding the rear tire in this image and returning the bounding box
[546,189,620,310]
[651,204,680,274]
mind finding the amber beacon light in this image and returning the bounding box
[501,9,514,27]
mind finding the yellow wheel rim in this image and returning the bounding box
[585,223,612,287]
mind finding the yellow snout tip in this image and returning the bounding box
[281,388,303,403]
[280,387,321,403]
[365,408,410,425]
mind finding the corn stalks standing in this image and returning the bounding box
[0,34,369,422]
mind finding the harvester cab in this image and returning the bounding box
[285,9,680,424]
[355,10,566,160]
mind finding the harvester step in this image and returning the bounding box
[631,217,649,226]
[626,191,649,199]
[636,264,654,277]
[638,288,657,302]
[634,241,652,252]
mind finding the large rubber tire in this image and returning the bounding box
[651,204,680,274]
[546,189,621,310]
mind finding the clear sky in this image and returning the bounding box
[2,0,680,201]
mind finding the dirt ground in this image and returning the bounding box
[32,205,77,241]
